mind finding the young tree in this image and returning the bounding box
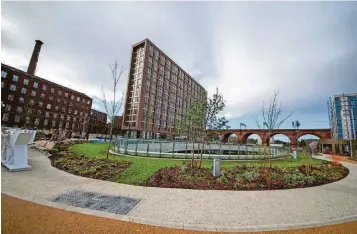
[102,61,126,159]
[177,87,230,168]
[253,90,293,168]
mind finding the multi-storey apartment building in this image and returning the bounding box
[1,40,92,135]
[122,39,207,139]
[328,93,357,139]
[88,109,107,135]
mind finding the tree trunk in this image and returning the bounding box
[106,123,113,159]
[191,140,195,168]
[199,137,205,168]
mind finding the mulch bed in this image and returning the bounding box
[147,162,349,190]
[49,151,132,181]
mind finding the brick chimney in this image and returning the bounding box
[27,40,43,76]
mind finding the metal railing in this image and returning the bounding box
[111,139,292,160]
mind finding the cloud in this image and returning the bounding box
[1,2,356,128]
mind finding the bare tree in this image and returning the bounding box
[177,87,230,168]
[102,61,126,159]
[253,90,293,168]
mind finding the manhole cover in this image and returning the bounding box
[50,190,140,215]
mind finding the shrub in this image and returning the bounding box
[241,170,259,182]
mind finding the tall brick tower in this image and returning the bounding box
[27,40,43,76]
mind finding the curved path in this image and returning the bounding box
[2,150,357,232]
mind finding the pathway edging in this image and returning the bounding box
[2,151,357,233]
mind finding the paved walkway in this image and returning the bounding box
[2,150,357,232]
[3,194,357,234]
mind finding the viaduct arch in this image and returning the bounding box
[209,129,331,148]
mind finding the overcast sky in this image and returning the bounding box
[2,2,357,134]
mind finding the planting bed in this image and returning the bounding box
[49,151,132,181]
[146,162,349,190]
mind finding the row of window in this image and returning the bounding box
[2,71,91,104]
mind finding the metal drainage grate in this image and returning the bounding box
[50,190,140,215]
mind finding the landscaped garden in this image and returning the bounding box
[48,142,349,190]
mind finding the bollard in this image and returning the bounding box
[293,150,297,159]
[213,158,220,177]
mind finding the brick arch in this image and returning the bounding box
[296,133,323,140]
[221,132,235,142]
[241,132,264,144]
[263,133,293,146]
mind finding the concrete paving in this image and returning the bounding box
[2,150,357,232]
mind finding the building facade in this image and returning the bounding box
[88,109,107,135]
[122,39,207,139]
[1,40,92,135]
[328,93,357,139]
[113,115,123,135]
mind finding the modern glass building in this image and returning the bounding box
[328,93,357,139]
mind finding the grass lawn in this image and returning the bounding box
[69,142,324,185]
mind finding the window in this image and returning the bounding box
[51,88,55,93]
[33,82,38,88]
[35,118,40,126]
[29,100,35,105]
[55,106,59,111]
[17,107,23,113]
[39,102,43,107]
[47,104,51,110]
[23,79,29,85]
[21,88,27,94]
[76,97,80,101]
[65,93,68,98]
[15,115,20,123]
[58,90,62,96]
[71,95,74,99]
[2,113,9,121]
[52,120,56,127]
[1,71,7,78]
[68,108,72,113]
[10,84,16,91]
[53,113,58,118]
[62,107,65,113]
[44,119,48,126]
[40,93,45,99]
[74,110,78,115]
[5,104,11,111]
[57,98,60,103]
[49,96,54,101]
[87,100,90,105]
[31,91,36,96]
[8,94,14,101]
[45,112,50,117]
[42,85,47,91]
[19,97,24,103]
[12,75,19,82]
[1,82,4,88]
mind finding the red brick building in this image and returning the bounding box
[122,39,207,139]
[113,115,123,135]
[88,109,107,135]
[1,40,92,135]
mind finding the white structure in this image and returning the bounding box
[1,129,36,172]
